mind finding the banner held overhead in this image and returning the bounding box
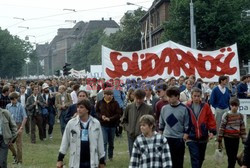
[102,41,240,81]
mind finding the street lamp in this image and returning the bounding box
[63,8,76,12]
[25,35,40,77]
[18,26,29,29]
[24,58,30,79]
[13,17,25,21]
[190,0,197,49]
[127,2,152,48]
[65,20,77,23]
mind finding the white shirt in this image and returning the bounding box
[61,94,65,106]
[0,117,2,135]
[71,91,78,104]
[218,85,226,94]
[20,94,26,108]
[79,85,87,91]
[247,83,250,93]
[180,89,192,104]
[33,95,38,109]
[144,95,153,106]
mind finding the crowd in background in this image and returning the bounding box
[0,75,249,168]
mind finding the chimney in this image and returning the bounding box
[102,17,104,21]
[109,17,112,20]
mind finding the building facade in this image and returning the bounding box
[139,0,170,48]
[38,18,119,75]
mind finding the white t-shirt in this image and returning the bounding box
[218,85,226,94]
[71,91,78,104]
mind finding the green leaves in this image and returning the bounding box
[162,0,250,61]
[107,8,146,51]
[68,8,146,71]
[0,28,33,78]
[68,30,104,71]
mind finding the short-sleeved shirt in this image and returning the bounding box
[6,102,27,123]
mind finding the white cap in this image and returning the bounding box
[42,83,49,90]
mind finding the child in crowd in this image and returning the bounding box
[129,115,172,168]
[218,97,247,168]
[6,92,27,165]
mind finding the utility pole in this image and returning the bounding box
[190,0,196,49]
[127,2,152,48]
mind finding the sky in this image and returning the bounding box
[0,0,153,44]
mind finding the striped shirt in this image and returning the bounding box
[129,132,172,168]
[6,102,27,124]
[219,111,246,141]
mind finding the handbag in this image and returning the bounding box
[41,108,49,116]
[237,150,244,166]
[214,148,224,164]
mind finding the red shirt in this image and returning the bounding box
[155,99,168,130]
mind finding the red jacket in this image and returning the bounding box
[186,101,216,141]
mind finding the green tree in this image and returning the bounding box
[0,28,33,78]
[69,30,104,71]
[27,50,43,76]
[162,0,250,60]
[68,8,147,71]
[106,8,146,51]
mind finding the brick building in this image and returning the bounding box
[139,0,170,48]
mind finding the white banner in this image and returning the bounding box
[69,69,87,78]
[90,65,103,78]
[239,99,250,115]
[102,41,240,81]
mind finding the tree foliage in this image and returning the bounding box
[106,8,146,51]
[68,8,146,71]
[68,30,104,71]
[162,0,250,61]
[0,28,34,78]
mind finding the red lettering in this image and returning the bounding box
[106,47,237,79]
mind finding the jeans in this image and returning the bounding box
[9,124,23,163]
[0,136,8,168]
[59,109,67,135]
[30,113,44,143]
[127,134,136,157]
[167,137,185,168]
[48,111,55,135]
[101,126,116,160]
[215,108,228,138]
[187,141,207,168]
[80,161,90,168]
[42,114,48,139]
[25,115,30,134]
[224,137,239,168]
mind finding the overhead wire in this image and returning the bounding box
[2,0,152,42]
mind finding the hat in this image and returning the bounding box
[42,83,49,90]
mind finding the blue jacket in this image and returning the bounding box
[113,89,125,109]
[237,82,248,99]
[210,86,230,109]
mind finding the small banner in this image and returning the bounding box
[102,41,240,81]
[239,99,250,115]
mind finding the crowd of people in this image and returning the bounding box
[0,75,249,168]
